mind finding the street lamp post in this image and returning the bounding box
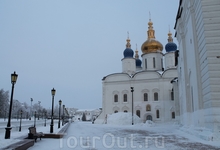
[58,100,62,128]
[44,111,47,127]
[50,88,56,133]
[34,111,36,127]
[131,87,134,125]
[30,98,33,120]
[62,105,65,126]
[5,71,18,139]
[38,101,41,120]
[19,110,23,132]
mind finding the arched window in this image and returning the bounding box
[124,110,128,113]
[114,94,118,102]
[153,57,156,68]
[171,89,174,100]
[156,110,160,118]
[136,110,140,118]
[123,94,127,102]
[154,92,158,101]
[172,112,175,119]
[114,110,118,113]
[146,104,151,111]
[144,93,148,101]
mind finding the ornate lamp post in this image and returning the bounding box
[30,98,33,120]
[44,111,47,127]
[34,111,36,127]
[38,101,41,120]
[5,71,18,139]
[131,87,134,125]
[62,105,65,126]
[58,100,62,128]
[19,110,23,132]
[50,88,56,133]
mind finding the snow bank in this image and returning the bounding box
[0,139,21,149]
[141,120,155,127]
[107,112,142,125]
[179,125,220,141]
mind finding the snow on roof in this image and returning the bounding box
[76,108,100,112]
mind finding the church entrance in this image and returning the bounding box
[136,110,140,118]
[146,115,152,121]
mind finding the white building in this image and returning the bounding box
[95,19,178,124]
[75,108,102,121]
[173,0,220,137]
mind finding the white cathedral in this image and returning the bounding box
[95,0,220,140]
[95,19,178,124]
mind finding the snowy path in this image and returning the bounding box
[28,122,220,150]
[0,120,59,149]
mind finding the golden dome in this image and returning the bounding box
[141,19,163,54]
[141,39,163,53]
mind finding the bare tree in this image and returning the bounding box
[0,91,49,120]
[0,89,9,118]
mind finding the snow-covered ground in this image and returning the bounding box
[28,113,220,150]
[0,118,61,149]
[26,121,220,150]
[1,113,220,150]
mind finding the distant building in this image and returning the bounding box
[75,108,102,121]
[95,18,178,124]
[173,0,220,138]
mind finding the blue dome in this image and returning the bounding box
[165,42,177,52]
[136,58,142,67]
[123,48,134,58]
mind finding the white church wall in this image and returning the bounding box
[133,72,161,80]
[132,76,176,123]
[175,36,188,123]
[100,72,177,124]
[141,52,163,71]
[122,58,136,75]
[182,13,199,125]
[164,52,175,69]
[102,80,132,115]
[162,69,178,78]
[175,0,220,136]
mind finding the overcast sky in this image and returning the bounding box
[0,0,179,110]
